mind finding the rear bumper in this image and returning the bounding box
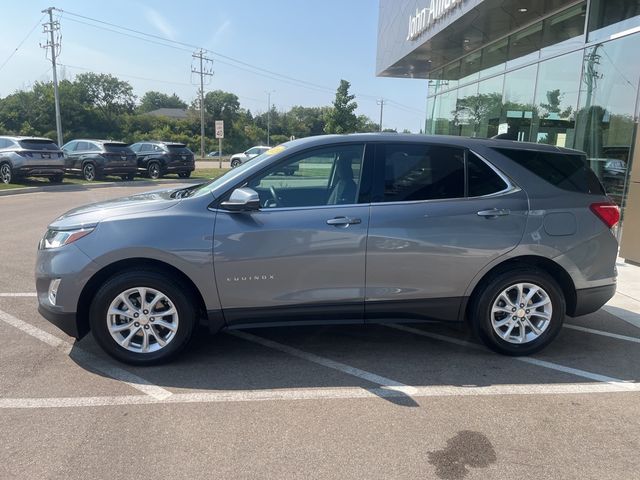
[16,166,64,177]
[569,283,616,317]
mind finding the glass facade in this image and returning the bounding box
[426,2,640,207]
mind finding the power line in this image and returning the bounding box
[55,8,424,115]
[0,14,46,73]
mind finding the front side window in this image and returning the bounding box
[246,144,365,208]
[377,144,465,202]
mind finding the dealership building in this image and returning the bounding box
[377,0,640,263]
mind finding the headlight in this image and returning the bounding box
[39,228,94,249]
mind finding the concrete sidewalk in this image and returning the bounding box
[605,258,640,328]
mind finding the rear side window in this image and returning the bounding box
[468,153,508,197]
[494,148,605,195]
[18,139,59,151]
[378,144,465,202]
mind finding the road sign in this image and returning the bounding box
[215,120,224,139]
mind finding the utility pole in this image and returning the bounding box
[377,98,385,132]
[265,90,275,146]
[41,7,63,147]
[191,49,213,159]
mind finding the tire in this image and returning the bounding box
[0,162,13,184]
[178,171,191,179]
[49,174,64,183]
[82,163,97,182]
[470,268,565,356]
[89,270,197,365]
[147,162,161,179]
[230,159,241,168]
[120,173,136,181]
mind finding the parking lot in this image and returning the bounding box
[1,183,640,480]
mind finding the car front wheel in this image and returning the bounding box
[230,158,241,168]
[89,270,196,365]
[471,269,565,356]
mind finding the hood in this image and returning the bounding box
[49,187,187,230]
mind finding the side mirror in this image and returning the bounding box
[220,187,260,212]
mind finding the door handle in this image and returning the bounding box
[477,208,510,218]
[326,217,362,226]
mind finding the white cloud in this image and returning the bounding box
[143,6,177,40]
[209,19,231,45]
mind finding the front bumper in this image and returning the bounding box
[35,243,97,339]
[569,283,616,317]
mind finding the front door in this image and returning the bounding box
[365,143,528,322]
[213,143,371,326]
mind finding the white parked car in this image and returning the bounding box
[230,146,270,168]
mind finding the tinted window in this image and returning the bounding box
[104,143,131,153]
[18,139,59,151]
[167,144,190,154]
[129,143,141,152]
[0,139,8,149]
[494,148,605,195]
[76,141,93,151]
[467,153,508,197]
[378,144,464,202]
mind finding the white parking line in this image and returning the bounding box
[386,324,636,389]
[0,293,38,297]
[0,308,172,400]
[564,324,640,344]
[3,381,640,409]
[229,330,417,395]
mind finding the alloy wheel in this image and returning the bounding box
[106,287,179,353]
[0,163,12,184]
[148,163,160,179]
[83,163,96,181]
[490,282,553,344]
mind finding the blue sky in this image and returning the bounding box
[0,0,428,132]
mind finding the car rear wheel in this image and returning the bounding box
[82,163,96,181]
[230,159,241,168]
[89,270,196,365]
[470,269,565,356]
[178,171,191,178]
[1,163,13,184]
[147,162,161,179]
[49,174,64,183]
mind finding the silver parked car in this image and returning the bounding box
[36,134,619,364]
[229,145,270,168]
[0,136,65,184]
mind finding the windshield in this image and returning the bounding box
[191,151,272,198]
[167,144,191,154]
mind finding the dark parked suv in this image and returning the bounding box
[36,134,619,364]
[129,141,195,179]
[62,139,137,181]
[0,136,65,184]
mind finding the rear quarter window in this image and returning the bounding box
[493,148,605,195]
[167,145,191,154]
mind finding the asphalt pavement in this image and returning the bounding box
[1,183,639,480]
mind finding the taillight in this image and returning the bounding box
[590,202,620,229]
[17,151,33,158]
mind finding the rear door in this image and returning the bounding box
[365,143,528,322]
[213,143,372,325]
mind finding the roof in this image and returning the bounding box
[130,140,186,146]
[281,133,584,155]
[0,136,56,141]
[146,108,190,119]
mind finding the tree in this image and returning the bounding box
[539,89,573,120]
[324,79,358,134]
[138,91,187,113]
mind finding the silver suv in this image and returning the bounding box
[36,134,619,365]
[230,146,270,168]
[0,136,65,184]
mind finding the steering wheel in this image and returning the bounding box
[269,185,281,207]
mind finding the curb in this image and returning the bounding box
[0,178,203,197]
